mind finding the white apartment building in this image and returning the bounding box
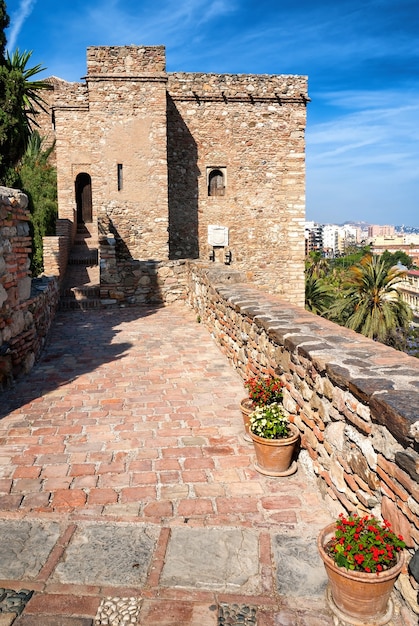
[322,224,339,257]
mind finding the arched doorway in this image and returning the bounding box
[75,173,92,224]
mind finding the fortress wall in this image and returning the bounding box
[86,45,166,74]
[40,47,307,305]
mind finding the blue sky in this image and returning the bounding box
[5,0,419,227]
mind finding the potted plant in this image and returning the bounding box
[318,512,406,624]
[248,402,299,476]
[241,375,284,441]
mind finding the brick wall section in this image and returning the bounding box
[42,217,74,280]
[51,81,90,224]
[0,188,59,388]
[186,262,419,612]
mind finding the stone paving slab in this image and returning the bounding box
[273,534,328,598]
[0,520,61,580]
[160,527,260,593]
[52,522,159,587]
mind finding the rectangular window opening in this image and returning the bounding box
[117,164,123,191]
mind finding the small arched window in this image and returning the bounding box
[208,169,225,197]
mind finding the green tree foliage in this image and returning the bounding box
[332,246,370,269]
[381,249,413,270]
[305,250,330,278]
[17,131,57,275]
[0,47,51,186]
[326,253,412,349]
[305,273,334,315]
[0,1,9,60]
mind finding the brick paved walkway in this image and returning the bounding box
[0,305,407,625]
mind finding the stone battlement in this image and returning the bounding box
[167,72,308,102]
[86,45,166,75]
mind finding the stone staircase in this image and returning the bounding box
[59,222,101,310]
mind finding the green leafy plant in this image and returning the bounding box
[244,376,283,406]
[249,402,290,439]
[327,513,405,573]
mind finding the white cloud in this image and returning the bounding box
[7,0,37,52]
[307,91,419,177]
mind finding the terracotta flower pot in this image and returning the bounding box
[249,423,299,476]
[317,523,404,625]
[240,398,254,442]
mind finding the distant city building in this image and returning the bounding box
[368,224,395,237]
[305,221,419,263]
[322,224,339,257]
[371,234,419,266]
[305,222,363,257]
[398,269,419,321]
[305,222,323,255]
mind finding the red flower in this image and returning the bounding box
[328,512,405,574]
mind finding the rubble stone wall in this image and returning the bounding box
[99,235,188,305]
[0,188,59,388]
[186,262,419,616]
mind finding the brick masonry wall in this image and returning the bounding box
[42,217,74,281]
[0,188,59,388]
[186,262,419,614]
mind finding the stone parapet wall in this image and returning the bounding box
[99,236,188,305]
[0,188,59,388]
[186,262,419,615]
[168,72,308,101]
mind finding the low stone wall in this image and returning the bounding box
[186,262,419,617]
[99,235,188,305]
[0,188,59,388]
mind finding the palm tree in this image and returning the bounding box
[305,250,330,279]
[0,48,51,185]
[326,253,412,347]
[6,49,51,153]
[305,273,334,315]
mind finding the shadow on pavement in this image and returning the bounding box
[0,305,162,420]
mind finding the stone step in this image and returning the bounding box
[68,249,98,265]
[62,286,101,299]
[59,296,103,310]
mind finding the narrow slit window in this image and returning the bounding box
[117,164,123,191]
